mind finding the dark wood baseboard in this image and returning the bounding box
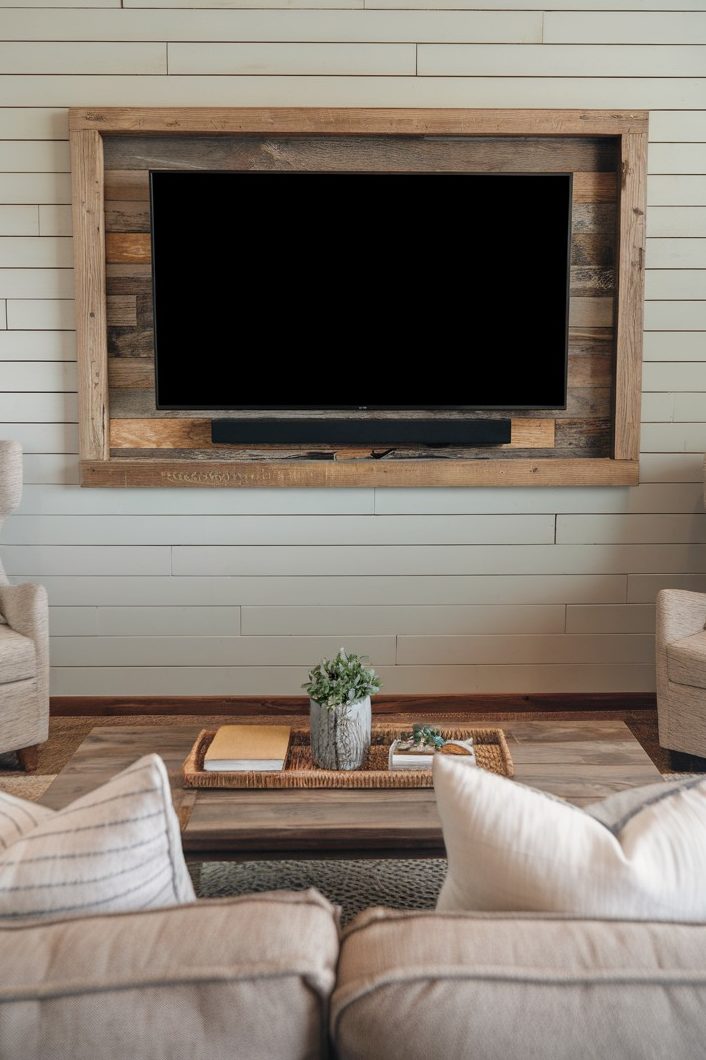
[50,692,657,717]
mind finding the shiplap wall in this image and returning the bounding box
[1,2,705,698]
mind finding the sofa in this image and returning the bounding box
[656,588,706,761]
[2,888,706,1060]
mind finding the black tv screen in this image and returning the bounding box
[150,171,572,411]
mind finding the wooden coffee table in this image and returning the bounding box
[41,718,662,862]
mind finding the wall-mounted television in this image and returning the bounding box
[150,171,572,412]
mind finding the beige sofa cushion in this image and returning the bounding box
[667,630,706,689]
[333,908,706,1060]
[0,889,339,1060]
[0,625,35,684]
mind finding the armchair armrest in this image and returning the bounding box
[656,589,706,647]
[0,582,49,729]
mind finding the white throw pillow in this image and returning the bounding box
[434,754,706,920]
[0,754,195,921]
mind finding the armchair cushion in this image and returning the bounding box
[667,631,706,689]
[0,625,35,684]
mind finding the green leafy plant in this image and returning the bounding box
[399,724,445,749]
[304,648,381,710]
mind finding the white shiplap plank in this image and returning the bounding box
[22,453,79,485]
[628,574,706,603]
[647,176,706,206]
[650,112,706,143]
[1,77,705,110]
[646,239,706,269]
[0,270,74,299]
[38,206,72,237]
[645,270,706,300]
[28,574,628,608]
[639,454,706,483]
[50,634,396,667]
[1,513,556,546]
[375,483,705,515]
[673,393,706,422]
[420,45,706,78]
[0,10,543,43]
[1,423,77,454]
[557,514,706,545]
[641,423,706,453]
[0,393,77,421]
[0,43,167,75]
[0,301,5,329]
[0,141,70,174]
[169,43,416,75]
[649,144,706,175]
[0,332,76,360]
[172,544,706,577]
[396,633,653,666]
[241,603,566,636]
[0,174,71,205]
[0,109,67,140]
[51,605,241,637]
[0,207,38,237]
[643,332,706,361]
[17,485,374,515]
[643,302,706,330]
[647,209,706,238]
[643,362,706,391]
[6,300,74,330]
[17,482,704,517]
[47,663,654,697]
[4,546,171,577]
[566,604,655,635]
[0,238,72,269]
[544,12,706,45]
[0,0,120,7]
[0,361,76,392]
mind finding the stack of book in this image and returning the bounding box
[203,725,291,772]
[388,738,476,771]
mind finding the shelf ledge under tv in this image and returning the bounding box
[70,106,646,489]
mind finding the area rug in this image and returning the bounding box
[198,857,447,925]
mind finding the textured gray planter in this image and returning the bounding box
[309,696,371,771]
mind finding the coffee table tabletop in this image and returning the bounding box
[41,718,662,861]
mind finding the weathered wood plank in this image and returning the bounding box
[103,133,618,175]
[105,200,150,233]
[107,328,153,358]
[111,418,210,448]
[71,128,108,463]
[108,360,154,389]
[567,353,612,388]
[106,295,136,327]
[572,172,617,203]
[104,170,149,201]
[72,107,648,137]
[570,266,615,296]
[571,202,617,233]
[568,326,613,355]
[80,457,639,488]
[569,296,614,327]
[105,232,150,264]
[555,419,612,453]
[614,131,646,462]
[571,233,616,266]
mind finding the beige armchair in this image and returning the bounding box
[656,588,706,761]
[0,441,48,770]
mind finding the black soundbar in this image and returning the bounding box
[211,418,512,447]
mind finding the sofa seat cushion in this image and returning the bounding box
[0,754,195,921]
[433,755,706,920]
[667,631,706,688]
[0,625,35,684]
[0,890,339,1060]
[332,909,706,1060]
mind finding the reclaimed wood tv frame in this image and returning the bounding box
[70,107,647,488]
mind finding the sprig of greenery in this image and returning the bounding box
[304,648,381,710]
[400,724,445,749]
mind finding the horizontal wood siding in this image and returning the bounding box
[0,7,701,694]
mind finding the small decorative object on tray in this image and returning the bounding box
[203,725,291,772]
[183,725,513,790]
[389,724,476,771]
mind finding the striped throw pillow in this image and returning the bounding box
[0,754,195,921]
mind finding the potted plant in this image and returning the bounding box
[304,648,381,770]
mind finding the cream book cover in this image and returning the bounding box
[204,725,291,772]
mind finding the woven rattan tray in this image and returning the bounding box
[182,725,513,790]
